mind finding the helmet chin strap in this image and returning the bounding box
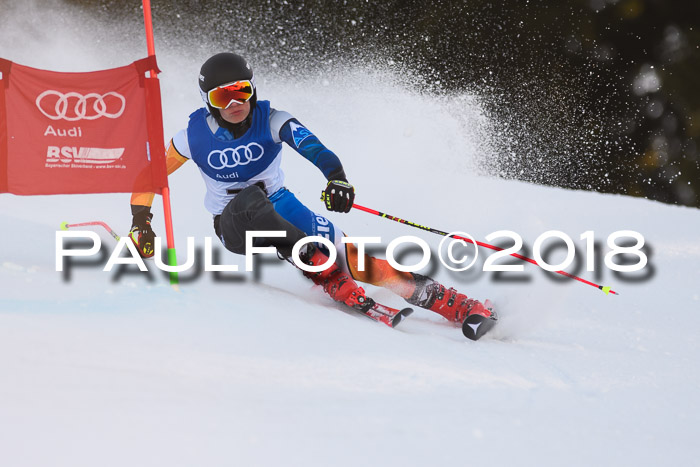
[208,102,255,139]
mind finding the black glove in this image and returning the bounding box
[129,206,155,258]
[322,180,355,213]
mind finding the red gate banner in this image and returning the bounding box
[0,57,167,195]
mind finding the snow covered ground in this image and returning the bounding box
[2,3,700,467]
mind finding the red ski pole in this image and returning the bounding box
[352,203,619,296]
[60,221,120,242]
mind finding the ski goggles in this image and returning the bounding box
[206,79,254,109]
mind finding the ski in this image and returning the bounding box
[354,298,413,328]
[462,299,498,340]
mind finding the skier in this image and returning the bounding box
[129,52,493,325]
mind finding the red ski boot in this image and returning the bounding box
[298,244,370,309]
[405,274,493,323]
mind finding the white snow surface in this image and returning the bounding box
[2,4,700,467]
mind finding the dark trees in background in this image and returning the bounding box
[69,0,700,207]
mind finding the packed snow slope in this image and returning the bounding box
[1,3,700,467]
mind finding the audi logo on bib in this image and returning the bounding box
[35,90,126,121]
[208,143,265,169]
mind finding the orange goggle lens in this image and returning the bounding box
[207,80,254,109]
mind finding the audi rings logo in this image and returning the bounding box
[35,90,126,121]
[208,143,265,170]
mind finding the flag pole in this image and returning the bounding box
[142,0,178,285]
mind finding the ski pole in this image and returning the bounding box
[60,221,120,242]
[59,220,181,291]
[351,203,619,296]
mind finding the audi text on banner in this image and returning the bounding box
[0,57,167,195]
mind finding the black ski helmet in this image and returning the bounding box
[198,52,257,121]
